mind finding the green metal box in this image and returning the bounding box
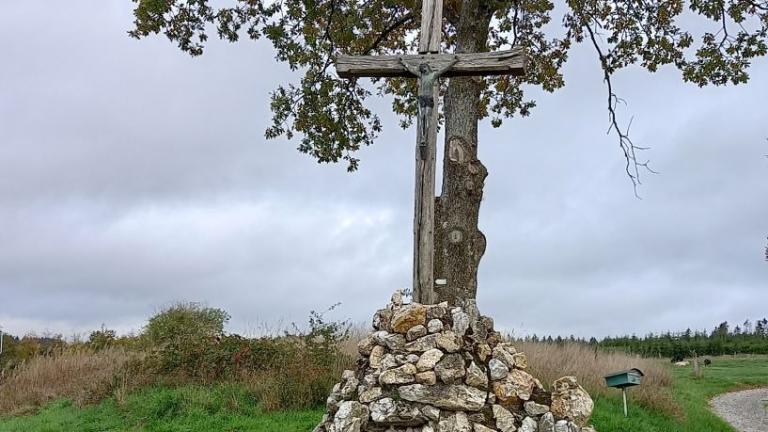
[604,368,644,388]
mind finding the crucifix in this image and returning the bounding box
[335,0,525,304]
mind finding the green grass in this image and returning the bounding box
[1,356,766,432]
[591,356,768,432]
[0,384,323,432]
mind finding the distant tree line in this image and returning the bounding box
[0,332,66,371]
[518,319,768,358]
[598,319,768,358]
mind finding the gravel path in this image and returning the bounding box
[711,388,768,432]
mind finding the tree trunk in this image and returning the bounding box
[434,0,493,306]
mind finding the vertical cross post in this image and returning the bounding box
[412,0,443,304]
[418,0,443,54]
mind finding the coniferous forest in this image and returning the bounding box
[520,319,768,359]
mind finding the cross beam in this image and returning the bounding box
[336,49,526,79]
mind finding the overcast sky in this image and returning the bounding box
[1,2,766,340]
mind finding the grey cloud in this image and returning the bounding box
[0,2,766,339]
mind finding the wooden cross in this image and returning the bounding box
[335,0,525,304]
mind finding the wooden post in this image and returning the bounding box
[412,0,443,304]
[413,76,438,305]
[418,0,443,54]
[622,388,628,417]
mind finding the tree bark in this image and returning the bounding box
[434,0,493,306]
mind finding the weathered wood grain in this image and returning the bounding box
[335,48,525,79]
[413,77,438,305]
[419,0,443,54]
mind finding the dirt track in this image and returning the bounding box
[711,388,768,432]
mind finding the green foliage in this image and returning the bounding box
[141,303,231,379]
[523,318,768,358]
[87,326,116,351]
[299,304,351,369]
[0,333,65,372]
[129,0,768,174]
[244,304,353,411]
[600,318,768,357]
[142,302,229,378]
[144,302,230,345]
[138,302,352,394]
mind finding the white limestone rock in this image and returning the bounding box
[373,331,406,351]
[465,362,488,389]
[421,405,441,422]
[451,308,470,338]
[519,417,538,432]
[406,334,440,352]
[551,377,593,427]
[489,358,510,381]
[415,371,437,385]
[358,387,384,404]
[492,404,517,432]
[438,412,472,432]
[524,401,550,416]
[435,353,466,384]
[538,412,555,432]
[369,397,425,426]
[436,331,461,353]
[398,384,486,411]
[379,363,417,385]
[332,401,369,432]
[357,336,376,356]
[492,346,517,370]
[427,318,444,333]
[493,369,536,404]
[513,353,529,369]
[407,325,429,341]
[380,353,399,371]
[369,345,386,369]
[417,348,445,372]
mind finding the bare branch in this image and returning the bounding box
[584,22,655,197]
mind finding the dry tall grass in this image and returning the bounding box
[0,348,142,416]
[516,341,678,415]
[239,350,354,411]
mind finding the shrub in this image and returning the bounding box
[142,303,230,379]
[88,326,117,351]
[144,302,229,345]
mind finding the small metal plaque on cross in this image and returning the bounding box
[335,0,526,304]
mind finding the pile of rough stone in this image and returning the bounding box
[314,291,596,432]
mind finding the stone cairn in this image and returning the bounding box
[314,291,596,432]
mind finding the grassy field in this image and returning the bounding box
[1,356,766,432]
[591,356,768,432]
[0,385,322,432]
